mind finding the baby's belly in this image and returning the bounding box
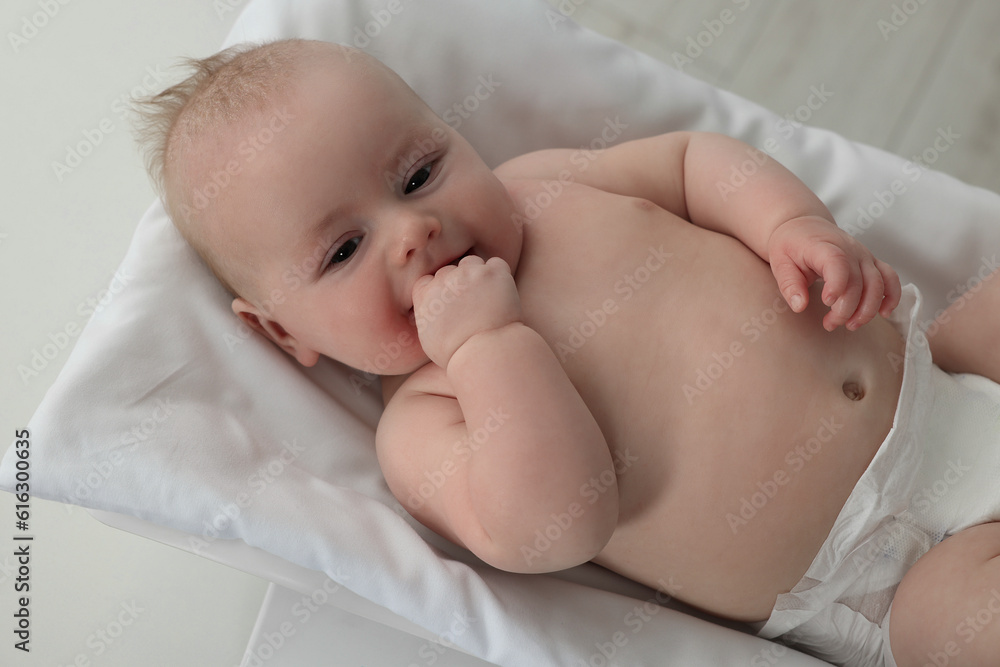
[590,286,904,622]
[517,197,906,622]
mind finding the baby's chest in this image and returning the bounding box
[509,180,793,426]
[512,183,700,361]
[509,191,694,430]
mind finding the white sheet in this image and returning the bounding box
[4,1,1000,665]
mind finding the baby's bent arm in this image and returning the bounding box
[675,133,838,258]
[497,131,834,261]
[497,131,899,327]
[376,323,618,574]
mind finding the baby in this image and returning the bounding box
[136,39,1000,667]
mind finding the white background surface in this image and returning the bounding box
[2,0,1000,665]
[2,3,267,665]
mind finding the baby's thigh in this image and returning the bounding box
[927,267,1000,382]
[889,521,1000,666]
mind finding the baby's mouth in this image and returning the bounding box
[448,247,475,267]
[408,247,475,325]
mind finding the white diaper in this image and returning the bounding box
[754,283,1000,667]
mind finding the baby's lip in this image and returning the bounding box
[438,246,475,271]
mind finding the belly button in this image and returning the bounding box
[843,380,865,401]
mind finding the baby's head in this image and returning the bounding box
[135,39,522,375]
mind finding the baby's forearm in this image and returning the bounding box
[683,132,835,261]
[446,322,618,572]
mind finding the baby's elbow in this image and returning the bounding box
[480,487,620,575]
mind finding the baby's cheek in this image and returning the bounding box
[356,319,427,375]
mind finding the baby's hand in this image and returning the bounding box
[767,216,901,331]
[412,256,522,369]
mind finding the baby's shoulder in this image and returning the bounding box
[493,147,585,182]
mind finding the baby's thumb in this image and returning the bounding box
[412,274,433,303]
[771,256,808,313]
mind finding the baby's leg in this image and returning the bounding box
[889,522,1000,666]
[926,267,1000,384]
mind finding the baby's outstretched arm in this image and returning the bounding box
[376,256,617,574]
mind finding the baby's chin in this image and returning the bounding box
[340,342,430,378]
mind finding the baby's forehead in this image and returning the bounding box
[296,46,424,107]
[183,51,431,226]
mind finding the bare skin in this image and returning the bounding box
[189,42,1000,663]
[382,173,907,621]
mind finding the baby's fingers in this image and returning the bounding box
[844,260,886,331]
[840,258,901,329]
[770,254,813,312]
[815,248,863,331]
[411,274,434,302]
[875,258,901,317]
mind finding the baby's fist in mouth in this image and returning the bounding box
[412,255,523,368]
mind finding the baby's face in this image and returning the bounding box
[202,51,523,374]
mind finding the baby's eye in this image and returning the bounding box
[404,161,435,194]
[329,236,362,267]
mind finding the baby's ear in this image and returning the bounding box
[231,297,320,367]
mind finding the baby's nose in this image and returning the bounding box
[394,214,441,263]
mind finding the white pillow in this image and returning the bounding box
[4,0,1000,665]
